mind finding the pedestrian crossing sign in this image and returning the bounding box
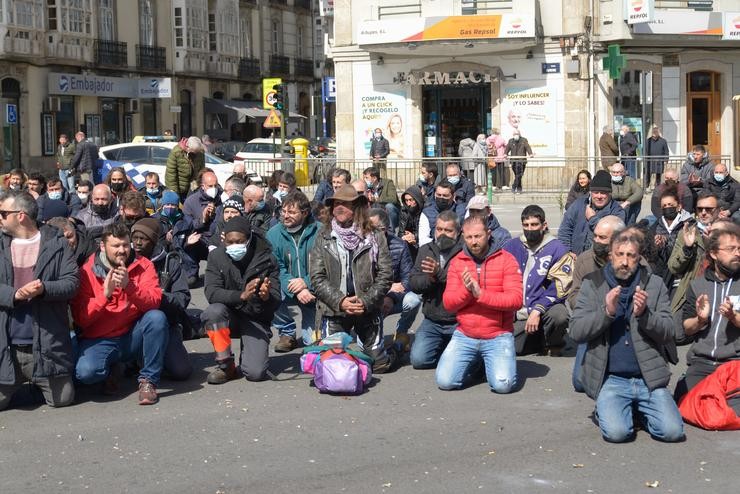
[263,109,282,129]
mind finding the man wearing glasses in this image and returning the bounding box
[667,191,723,345]
[0,190,79,410]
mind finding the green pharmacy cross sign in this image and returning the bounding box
[602,44,626,80]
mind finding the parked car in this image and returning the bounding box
[212,140,249,162]
[97,141,262,188]
[233,137,292,182]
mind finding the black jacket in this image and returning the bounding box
[619,132,638,158]
[150,245,191,324]
[705,176,740,214]
[70,139,98,174]
[408,239,462,325]
[369,137,390,159]
[204,232,281,326]
[0,226,80,384]
[398,186,424,255]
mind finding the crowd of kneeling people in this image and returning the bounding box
[1,156,739,443]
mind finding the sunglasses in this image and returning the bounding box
[696,207,716,213]
[0,210,21,219]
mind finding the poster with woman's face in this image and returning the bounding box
[354,91,408,159]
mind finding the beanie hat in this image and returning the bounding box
[162,191,180,206]
[590,170,613,193]
[40,199,69,222]
[222,196,245,215]
[223,216,252,237]
[131,218,161,244]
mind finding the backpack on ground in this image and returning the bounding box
[301,332,373,394]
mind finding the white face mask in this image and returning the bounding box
[77,193,89,203]
[205,187,218,199]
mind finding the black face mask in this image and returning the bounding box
[111,182,126,193]
[664,179,677,187]
[523,229,544,245]
[407,205,419,214]
[593,241,610,260]
[92,203,109,216]
[662,207,678,221]
[435,198,451,212]
[436,234,457,251]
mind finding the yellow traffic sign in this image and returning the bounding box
[263,77,282,109]
[263,109,282,129]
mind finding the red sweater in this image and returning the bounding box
[443,247,522,340]
[72,254,163,339]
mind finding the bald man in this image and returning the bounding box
[609,162,643,225]
[706,163,740,221]
[351,179,366,196]
[181,171,222,285]
[243,184,271,234]
[74,184,117,243]
[650,169,694,218]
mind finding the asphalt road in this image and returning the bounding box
[1,196,738,493]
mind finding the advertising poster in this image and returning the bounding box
[500,86,557,156]
[354,91,408,159]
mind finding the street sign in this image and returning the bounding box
[541,63,560,74]
[263,77,282,109]
[263,109,282,129]
[6,104,17,124]
[322,77,336,103]
[170,105,182,113]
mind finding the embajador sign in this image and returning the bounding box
[49,73,172,98]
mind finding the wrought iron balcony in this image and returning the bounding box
[238,57,261,79]
[270,55,290,75]
[137,44,166,71]
[95,39,128,67]
[294,58,314,78]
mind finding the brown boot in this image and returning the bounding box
[207,359,239,385]
[274,335,297,353]
[138,379,159,405]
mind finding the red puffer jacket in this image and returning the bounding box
[443,246,522,339]
[72,253,162,339]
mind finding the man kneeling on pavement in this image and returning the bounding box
[570,226,684,443]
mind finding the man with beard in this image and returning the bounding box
[309,184,397,373]
[504,205,572,356]
[116,191,147,231]
[681,144,714,194]
[559,170,626,255]
[675,224,740,402]
[418,180,460,246]
[436,215,523,393]
[668,191,721,344]
[408,211,462,369]
[74,184,118,243]
[570,227,684,443]
[72,222,169,405]
[465,196,511,249]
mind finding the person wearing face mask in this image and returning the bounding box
[668,191,723,345]
[361,166,400,231]
[408,211,462,369]
[705,163,740,222]
[74,184,118,244]
[181,171,223,286]
[368,127,390,172]
[268,172,297,229]
[36,177,82,220]
[444,163,476,208]
[153,191,195,254]
[609,162,643,225]
[650,169,694,218]
[137,172,167,216]
[645,188,692,292]
[3,169,26,192]
[266,191,319,352]
[201,216,281,384]
[208,196,245,250]
[675,224,740,406]
[243,184,272,235]
[309,184,398,373]
[416,162,439,203]
[504,130,533,194]
[418,181,460,246]
[503,205,572,357]
[618,125,638,178]
[166,136,206,202]
[104,167,135,208]
[398,186,425,260]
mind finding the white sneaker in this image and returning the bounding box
[502,186,510,190]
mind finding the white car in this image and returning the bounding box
[233,137,289,180]
[98,141,261,188]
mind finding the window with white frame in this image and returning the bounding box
[186,4,208,50]
[239,14,252,58]
[217,5,239,56]
[99,0,115,40]
[58,0,93,35]
[174,6,183,47]
[139,0,155,46]
[5,0,44,30]
[271,19,280,54]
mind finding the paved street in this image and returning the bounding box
[2,197,738,493]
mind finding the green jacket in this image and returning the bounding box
[610,176,643,205]
[375,178,400,208]
[667,230,706,312]
[165,145,205,194]
[266,217,320,300]
[56,142,76,170]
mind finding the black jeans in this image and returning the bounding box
[513,304,569,355]
[321,313,390,371]
[511,161,526,191]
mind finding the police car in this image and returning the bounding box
[98,137,262,188]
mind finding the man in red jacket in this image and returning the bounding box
[72,222,169,405]
[436,215,523,393]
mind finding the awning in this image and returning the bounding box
[204,98,306,120]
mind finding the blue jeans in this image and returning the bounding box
[410,319,456,369]
[622,159,637,178]
[436,330,517,393]
[624,202,642,225]
[272,298,317,346]
[59,168,75,192]
[75,310,169,386]
[383,203,400,232]
[595,375,685,443]
[385,291,421,335]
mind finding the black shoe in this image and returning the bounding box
[187,276,198,288]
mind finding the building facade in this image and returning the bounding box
[0,0,322,172]
[329,0,740,186]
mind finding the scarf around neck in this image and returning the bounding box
[331,219,378,261]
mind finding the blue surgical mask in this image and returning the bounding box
[225,243,247,261]
[447,175,460,185]
[147,188,160,196]
[255,200,266,211]
[714,173,727,182]
[274,190,287,202]
[365,179,374,189]
[48,191,62,200]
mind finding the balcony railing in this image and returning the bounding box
[95,39,127,66]
[238,57,261,79]
[137,44,166,71]
[270,55,290,75]
[294,58,314,78]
